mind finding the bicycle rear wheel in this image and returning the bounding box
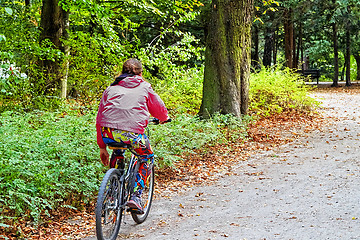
[131,163,155,224]
[95,168,124,240]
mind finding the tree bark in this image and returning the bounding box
[299,23,304,70]
[263,28,273,67]
[341,59,345,81]
[199,0,253,118]
[273,28,278,66]
[39,0,69,95]
[295,23,302,69]
[292,23,297,68]
[251,24,260,69]
[284,8,294,69]
[331,21,339,87]
[345,23,351,86]
[263,11,275,67]
[60,11,70,99]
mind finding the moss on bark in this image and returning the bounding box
[199,0,253,118]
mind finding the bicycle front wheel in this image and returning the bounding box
[95,168,124,240]
[131,163,155,224]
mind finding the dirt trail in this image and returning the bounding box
[84,88,360,240]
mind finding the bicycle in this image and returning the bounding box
[95,118,171,240]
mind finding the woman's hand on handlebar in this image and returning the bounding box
[151,118,172,125]
[160,118,171,124]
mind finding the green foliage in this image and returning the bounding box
[149,113,249,167]
[0,0,204,106]
[145,64,204,114]
[249,66,319,117]
[0,105,249,225]
[0,109,102,223]
[64,32,128,102]
[135,32,204,114]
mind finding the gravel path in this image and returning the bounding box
[84,88,360,240]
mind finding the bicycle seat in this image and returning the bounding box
[107,141,128,149]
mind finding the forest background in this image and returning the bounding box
[0,0,359,238]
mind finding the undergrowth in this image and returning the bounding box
[0,107,248,230]
[150,67,203,114]
[249,66,319,117]
[0,109,101,226]
[149,113,250,167]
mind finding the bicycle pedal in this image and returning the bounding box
[127,208,144,215]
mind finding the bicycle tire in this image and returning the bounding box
[131,164,155,224]
[95,168,124,240]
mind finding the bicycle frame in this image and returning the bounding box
[117,152,139,211]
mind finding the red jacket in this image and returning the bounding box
[96,75,168,148]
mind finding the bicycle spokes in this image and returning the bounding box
[96,159,155,239]
[96,169,123,240]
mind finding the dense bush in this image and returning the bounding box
[249,66,319,117]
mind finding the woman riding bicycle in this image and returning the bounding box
[96,58,169,213]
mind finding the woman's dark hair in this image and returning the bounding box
[111,58,144,86]
[122,58,143,75]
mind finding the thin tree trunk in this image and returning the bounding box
[273,28,277,66]
[300,23,304,70]
[251,24,260,69]
[345,23,351,86]
[284,8,294,69]
[263,28,273,67]
[331,21,339,87]
[292,23,297,68]
[354,53,360,81]
[199,0,253,118]
[296,22,303,70]
[340,57,345,81]
[263,11,274,67]
[60,11,70,99]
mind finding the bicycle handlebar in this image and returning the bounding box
[150,118,172,125]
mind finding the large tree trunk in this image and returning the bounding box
[199,0,253,118]
[354,53,360,81]
[331,21,339,87]
[284,8,294,69]
[39,0,69,95]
